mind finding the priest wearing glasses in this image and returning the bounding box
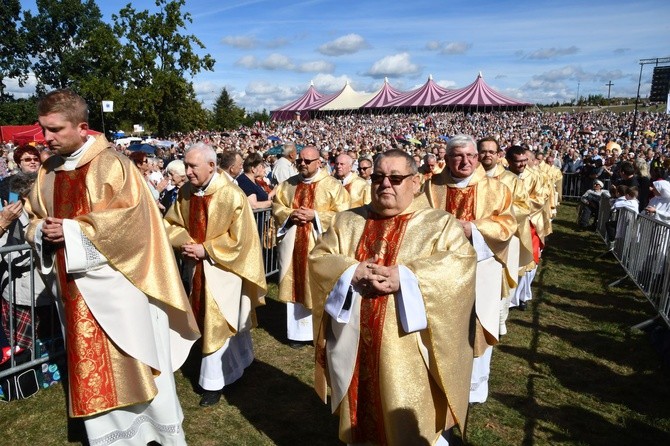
[272,146,349,348]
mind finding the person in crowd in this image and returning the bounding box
[333,153,370,207]
[606,185,639,242]
[25,89,199,445]
[271,142,298,185]
[164,143,267,407]
[272,146,349,348]
[129,151,163,201]
[237,152,275,209]
[425,134,516,404]
[418,153,438,184]
[578,180,605,228]
[645,179,670,222]
[477,137,534,336]
[159,159,187,214]
[506,146,549,311]
[219,150,243,185]
[635,158,652,212]
[1,146,56,351]
[309,149,476,446]
[357,157,373,183]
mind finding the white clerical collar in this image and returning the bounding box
[194,171,218,196]
[341,172,353,186]
[485,167,496,177]
[301,168,320,184]
[57,136,95,171]
[452,171,475,189]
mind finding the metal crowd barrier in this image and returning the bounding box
[562,172,611,201]
[1,210,279,384]
[0,244,62,381]
[594,197,670,328]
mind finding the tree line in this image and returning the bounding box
[0,0,268,137]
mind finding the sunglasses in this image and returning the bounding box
[296,158,319,165]
[21,157,40,162]
[358,166,372,171]
[370,173,414,185]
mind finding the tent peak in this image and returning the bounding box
[478,71,483,78]
[429,74,433,80]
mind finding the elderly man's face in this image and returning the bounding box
[184,149,215,187]
[334,154,352,178]
[230,154,243,177]
[477,141,498,171]
[448,144,479,178]
[370,156,419,217]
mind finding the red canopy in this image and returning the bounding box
[5,124,102,145]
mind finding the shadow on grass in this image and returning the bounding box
[222,359,341,446]
[255,297,293,346]
[493,390,670,444]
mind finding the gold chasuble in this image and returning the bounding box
[53,165,156,417]
[310,201,477,446]
[343,173,372,208]
[164,171,267,355]
[25,135,200,418]
[273,169,350,309]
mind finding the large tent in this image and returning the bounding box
[271,73,532,120]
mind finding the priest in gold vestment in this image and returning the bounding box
[478,137,534,336]
[334,153,371,207]
[506,146,550,310]
[164,143,267,407]
[26,89,199,445]
[425,135,516,405]
[272,146,350,346]
[310,149,476,446]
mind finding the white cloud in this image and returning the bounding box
[518,46,579,60]
[366,53,420,79]
[426,41,472,55]
[318,33,369,56]
[221,35,258,49]
[235,55,258,68]
[3,73,37,99]
[266,37,290,49]
[298,60,335,73]
[436,79,457,88]
[261,53,296,70]
[312,73,352,93]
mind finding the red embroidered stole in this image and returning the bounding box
[53,166,155,417]
[445,185,477,221]
[348,211,412,445]
[187,194,212,330]
[291,181,317,304]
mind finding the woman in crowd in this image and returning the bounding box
[159,159,187,214]
[237,153,275,209]
[129,151,163,201]
[1,145,57,351]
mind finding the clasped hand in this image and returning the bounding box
[42,217,65,244]
[352,254,400,297]
[289,206,315,225]
[182,242,206,260]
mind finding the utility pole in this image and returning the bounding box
[605,81,614,100]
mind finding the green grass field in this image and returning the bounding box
[2,202,669,445]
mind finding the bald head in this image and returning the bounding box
[334,153,354,179]
[296,145,320,178]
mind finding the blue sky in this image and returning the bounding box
[14,0,670,111]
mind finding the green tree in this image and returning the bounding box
[212,88,244,130]
[0,0,30,99]
[0,97,38,125]
[112,0,215,136]
[242,109,270,128]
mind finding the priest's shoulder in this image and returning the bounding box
[412,206,457,225]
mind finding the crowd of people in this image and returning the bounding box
[0,94,669,445]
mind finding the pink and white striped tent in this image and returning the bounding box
[385,75,453,108]
[270,82,327,121]
[436,73,531,108]
[361,78,403,108]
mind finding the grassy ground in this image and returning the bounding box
[1,202,669,445]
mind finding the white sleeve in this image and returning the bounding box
[470,223,495,262]
[324,264,358,323]
[62,219,108,273]
[396,265,427,333]
[33,222,55,275]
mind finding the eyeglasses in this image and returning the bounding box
[370,173,414,185]
[358,166,372,171]
[448,153,478,161]
[296,158,319,165]
[20,157,40,162]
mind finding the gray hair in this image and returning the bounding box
[423,153,437,163]
[187,142,217,163]
[446,134,477,156]
[166,159,186,177]
[283,141,296,157]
